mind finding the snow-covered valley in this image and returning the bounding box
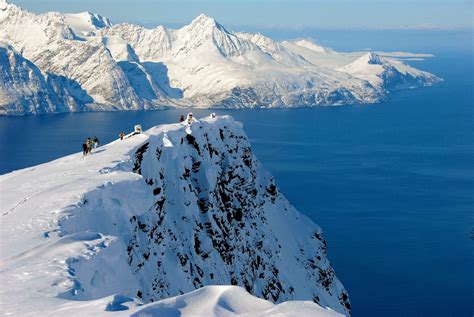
[0,0,441,115]
[0,115,350,316]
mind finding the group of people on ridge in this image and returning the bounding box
[179,113,195,124]
[82,137,99,156]
[82,125,141,157]
[82,115,218,157]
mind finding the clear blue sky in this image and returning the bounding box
[10,0,474,30]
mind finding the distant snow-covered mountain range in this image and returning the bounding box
[0,0,441,115]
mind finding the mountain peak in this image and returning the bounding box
[187,13,226,32]
[0,0,10,10]
[337,52,385,72]
[293,39,328,53]
[192,13,217,24]
[68,11,112,29]
[62,11,112,37]
[362,52,383,65]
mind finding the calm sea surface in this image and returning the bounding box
[0,42,472,316]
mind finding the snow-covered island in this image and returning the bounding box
[0,115,350,316]
[0,0,441,115]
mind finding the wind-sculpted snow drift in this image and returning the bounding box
[131,285,345,317]
[0,0,440,115]
[0,115,350,316]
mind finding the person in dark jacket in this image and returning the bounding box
[82,142,88,156]
[85,138,91,154]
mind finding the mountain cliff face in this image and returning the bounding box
[0,1,171,113]
[0,43,92,115]
[60,116,351,314]
[0,1,440,115]
[0,116,351,316]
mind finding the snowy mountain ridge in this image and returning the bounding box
[0,1,441,115]
[0,115,351,316]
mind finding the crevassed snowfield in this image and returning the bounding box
[0,115,350,316]
[0,0,440,115]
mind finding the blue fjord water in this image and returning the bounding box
[0,43,472,316]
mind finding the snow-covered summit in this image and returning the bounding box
[187,13,227,32]
[171,13,264,62]
[293,39,330,53]
[0,3,441,115]
[64,11,112,36]
[0,115,351,316]
[337,52,441,89]
[362,52,383,65]
[0,0,9,10]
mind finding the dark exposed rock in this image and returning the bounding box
[133,142,149,174]
[185,134,201,155]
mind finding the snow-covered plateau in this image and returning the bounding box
[0,0,441,115]
[0,115,350,316]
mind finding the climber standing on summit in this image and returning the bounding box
[92,136,99,149]
[186,113,196,125]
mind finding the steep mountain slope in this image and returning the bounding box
[0,43,92,115]
[0,1,440,115]
[0,1,171,112]
[0,115,351,316]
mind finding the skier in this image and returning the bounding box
[119,132,125,140]
[86,138,93,154]
[93,136,99,149]
[179,114,185,123]
[82,142,88,156]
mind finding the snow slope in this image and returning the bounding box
[0,115,351,316]
[132,285,344,317]
[0,1,440,115]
